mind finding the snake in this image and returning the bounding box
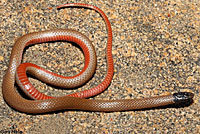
[2,3,194,114]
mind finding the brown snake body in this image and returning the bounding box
[2,3,193,114]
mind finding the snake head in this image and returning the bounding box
[173,92,194,104]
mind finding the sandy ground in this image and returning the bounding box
[0,0,199,133]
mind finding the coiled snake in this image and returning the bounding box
[2,3,194,114]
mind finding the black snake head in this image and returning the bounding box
[173,92,194,104]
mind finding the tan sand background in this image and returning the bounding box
[0,0,199,133]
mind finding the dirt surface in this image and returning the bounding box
[0,0,199,133]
